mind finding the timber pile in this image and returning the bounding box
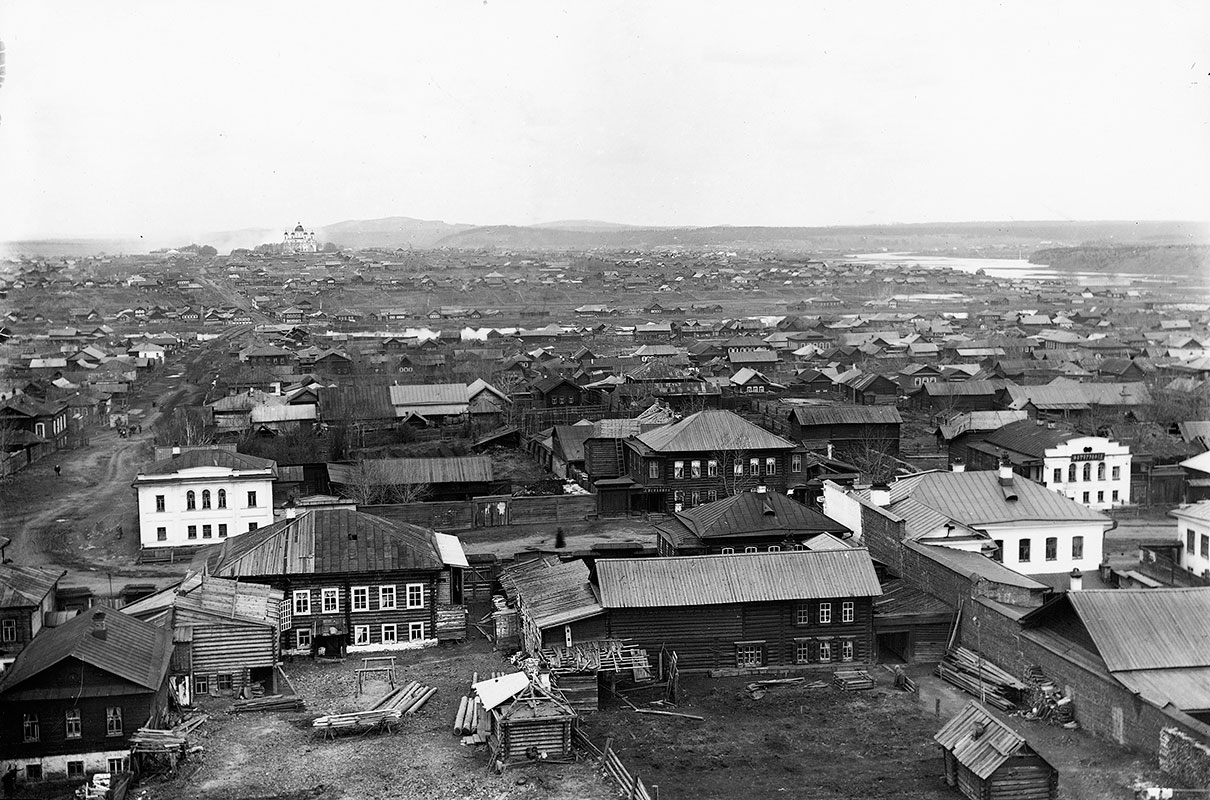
[312,681,437,736]
[1022,666,1077,727]
[935,647,1026,711]
[231,694,306,713]
[744,676,827,700]
[454,671,499,746]
[833,669,875,691]
[129,713,210,753]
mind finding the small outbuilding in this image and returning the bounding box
[479,674,577,769]
[935,701,1058,800]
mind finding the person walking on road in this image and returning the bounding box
[54,464,61,477]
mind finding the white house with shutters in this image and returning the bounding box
[132,448,277,549]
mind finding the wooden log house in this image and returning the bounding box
[192,508,468,655]
[935,701,1058,800]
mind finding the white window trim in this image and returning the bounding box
[353,625,370,646]
[408,622,425,641]
[381,624,398,645]
[405,582,425,609]
[321,587,340,613]
[379,585,397,610]
[351,586,369,612]
[819,602,832,624]
[295,628,312,648]
[292,589,311,615]
[842,601,855,623]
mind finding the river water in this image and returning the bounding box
[843,252,1160,285]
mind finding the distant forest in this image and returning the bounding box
[1029,244,1210,280]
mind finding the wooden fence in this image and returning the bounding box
[573,729,658,800]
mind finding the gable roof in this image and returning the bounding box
[328,456,492,486]
[197,509,447,577]
[634,409,795,452]
[666,491,848,540]
[0,564,65,609]
[1065,589,1210,672]
[122,573,284,627]
[935,701,1040,779]
[499,557,604,629]
[595,548,881,608]
[789,405,902,426]
[897,471,1109,526]
[388,383,468,407]
[138,448,277,477]
[0,606,172,696]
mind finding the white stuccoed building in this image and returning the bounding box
[133,448,277,549]
[1170,501,1210,579]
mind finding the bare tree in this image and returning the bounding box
[714,431,760,497]
[844,424,901,485]
[337,457,430,505]
[153,407,214,447]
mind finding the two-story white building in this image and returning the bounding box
[1170,501,1210,578]
[133,448,277,549]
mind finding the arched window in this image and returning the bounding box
[1097,463,1106,481]
[1082,463,1091,482]
[217,489,227,509]
[201,490,211,509]
[186,491,196,510]
[1068,464,1077,482]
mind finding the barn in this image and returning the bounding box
[935,701,1058,800]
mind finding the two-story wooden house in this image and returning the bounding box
[531,376,585,408]
[621,409,798,513]
[785,404,902,462]
[192,509,468,655]
[0,607,174,783]
[595,549,882,672]
[0,564,66,668]
[653,491,851,556]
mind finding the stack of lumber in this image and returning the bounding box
[312,681,438,736]
[454,672,495,746]
[833,669,875,691]
[936,646,1025,711]
[540,639,651,676]
[129,728,187,751]
[231,694,306,713]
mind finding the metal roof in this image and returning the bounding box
[1067,589,1210,672]
[388,383,468,407]
[671,491,849,540]
[318,385,395,421]
[789,405,902,426]
[1114,667,1210,712]
[137,448,277,478]
[199,509,447,577]
[499,557,605,628]
[0,606,173,697]
[903,541,1048,590]
[902,471,1109,526]
[0,564,64,609]
[935,701,1036,780]
[1171,500,1210,524]
[981,420,1074,458]
[595,548,881,608]
[328,456,492,486]
[636,409,795,453]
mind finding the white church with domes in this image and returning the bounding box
[282,222,318,254]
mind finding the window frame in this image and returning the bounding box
[690,460,701,478]
[1067,463,1076,482]
[1045,537,1058,561]
[105,706,123,737]
[409,622,425,641]
[67,762,85,779]
[217,488,227,508]
[841,639,855,662]
[65,708,81,739]
[380,585,399,610]
[795,603,810,625]
[216,674,233,692]
[202,524,212,539]
[353,625,370,646]
[1072,535,1085,560]
[794,639,811,664]
[247,490,257,507]
[351,586,369,612]
[295,628,312,649]
[381,624,398,645]
[194,674,210,695]
[819,602,832,624]
[749,457,760,476]
[673,460,684,479]
[156,526,167,542]
[721,547,735,554]
[187,525,197,540]
[321,587,339,614]
[201,489,211,509]
[647,461,659,479]
[791,454,802,473]
[155,494,165,512]
[841,601,855,623]
[405,583,424,609]
[1,618,16,642]
[292,589,311,615]
[1053,468,1062,484]
[707,459,718,477]
[1019,539,1032,562]
[818,640,833,662]
[218,523,227,538]
[735,641,765,668]
[186,490,196,511]
[765,457,777,475]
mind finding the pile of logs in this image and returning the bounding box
[312,681,437,737]
[1023,666,1077,727]
[936,646,1027,711]
[453,671,498,746]
[833,669,875,691]
[744,676,828,700]
[232,694,306,713]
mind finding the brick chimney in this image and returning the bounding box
[91,610,108,641]
[869,483,891,507]
[1069,568,1083,592]
[951,458,965,473]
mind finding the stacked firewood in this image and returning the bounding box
[231,694,306,713]
[936,646,1026,711]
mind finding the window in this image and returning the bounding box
[187,525,197,540]
[765,458,777,475]
[1189,530,1197,554]
[791,543,807,551]
[216,674,233,692]
[354,625,370,646]
[691,460,701,478]
[381,624,398,645]
[749,458,760,476]
[351,587,369,612]
[1082,492,1090,503]
[735,642,764,667]
[1053,468,1062,484]
[217,489,227,508]
[673,461,684,479]
[293,589,311,615]
[186,490,196,510]
[819,602,832,624]
[1,619,15,642]
[1202,535,1209,558]
[744,546,758,554]
[156,527,167,542]
[792,454,802,473]
[841,639,855,662]
[1112,466,1121,481]
[409,622,425,641]
[65,708,81,739]
[673,490,683,510]
[991,540,1004,563]
[295,628,312,649]
[248,522,258,531]
[819,640,833,662]
[1082,463,1091,482]
[106,706,123,736]
[1068,464,1077,482]
[721,547,735,554]
[1019,539,1032,562]
[795,640,811,664]
[1112,491,1119,502]
[107,758,128,775]
[1045,537,1057,561]
[405,583,424,609]
[1097,491,1104,503]
[194,675,210,695]
[1097,463,1106,481]
[202,524,212,539]
[67,762,85,779]
[380,585,399,610]
[768,545,781,552]
[707,459,718,477]
[842,601,855,623]
[648,461,659,479]
[689,491,700,507]
[35,422,45,438]
[155,494,165,512]
[1072,536,1085,560]
[202,489,211,509]
[734,461,744,477]
[218,524,227,538]
[795,603,811,624]
[247,491,257,507]
[25,765,42,781]
[706,490,717,502]
[321,587,339,613]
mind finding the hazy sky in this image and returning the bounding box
[1,1,1208,241]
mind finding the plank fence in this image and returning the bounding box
[574,729,658,800]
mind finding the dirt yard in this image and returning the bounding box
[140,639,616,800]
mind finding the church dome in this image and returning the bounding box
[294,223,305,232]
